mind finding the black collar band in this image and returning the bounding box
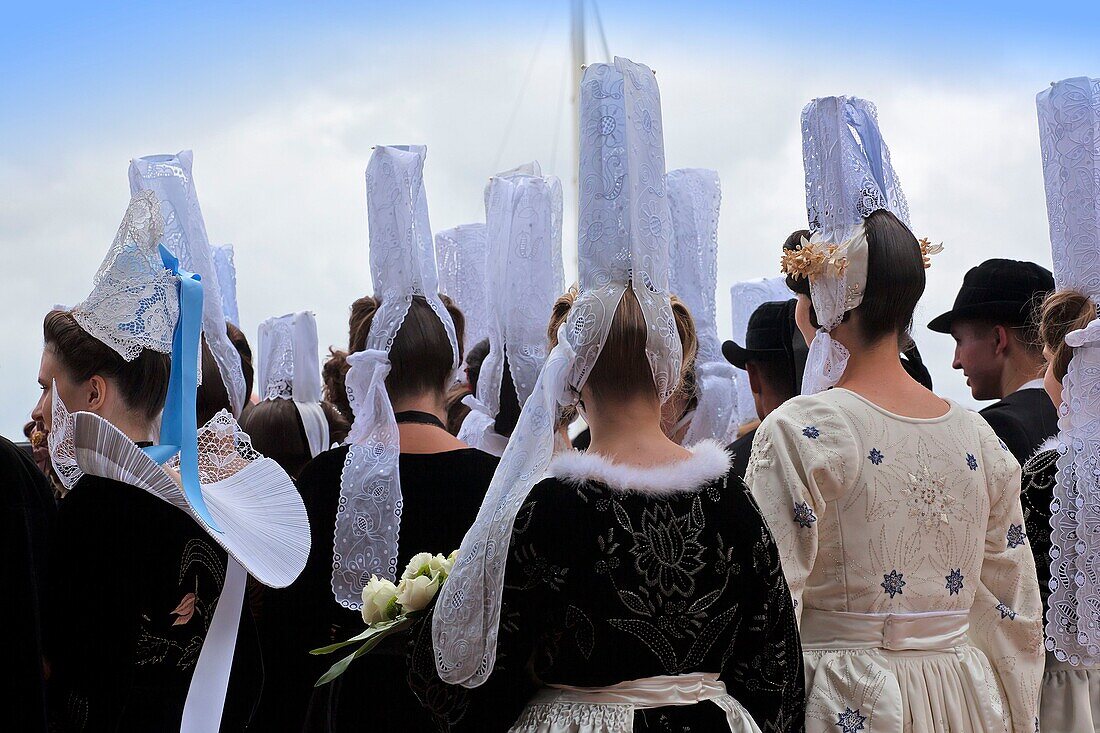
[393,410,447,430]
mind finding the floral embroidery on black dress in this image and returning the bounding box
[407,460,805,732]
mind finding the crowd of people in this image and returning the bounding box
[5,60,1100,732]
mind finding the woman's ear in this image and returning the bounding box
[86,374,109,412]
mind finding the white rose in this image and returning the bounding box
[360,576,399,625]
[402,552,435,580]
[396,572,441,612]
[428,553,453,579]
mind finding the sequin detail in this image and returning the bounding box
[868,448,884,465]
[803,425,820,439]
[881,570,906,598]
[945,568,964,596]
[1007,524,1026,549]
[836,706,867,733]
[793,501,817,529]
[966,453,978,471]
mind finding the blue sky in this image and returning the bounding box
[1,1,1097,437]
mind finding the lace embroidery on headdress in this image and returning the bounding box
[436,224,490,359]
[667,168,738,445]
[433,56,682,688]
[1037,75,1100,666]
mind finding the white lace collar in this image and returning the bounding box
[549,439,731,495]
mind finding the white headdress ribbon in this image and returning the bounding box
[212,244,240,327]
[332,145,460,608]
[436,224,490,358]
[797,96,910,394]
[457,164,564,455]
[258,311,330,458]
[129,152,248,415]
[666,168,738,444]
[1037,75,1100,666]
[433,56,681,687]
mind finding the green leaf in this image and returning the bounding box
[313,616,414,686]
[309,615,409,656]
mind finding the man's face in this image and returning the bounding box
[949,320,1003,401]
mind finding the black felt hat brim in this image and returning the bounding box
[722,340,785,370]
[926,301,1033,334]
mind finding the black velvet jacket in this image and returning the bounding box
[408,447,805,732]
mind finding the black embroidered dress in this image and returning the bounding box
[411,441,805,732]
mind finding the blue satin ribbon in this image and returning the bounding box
[143,244,221,532]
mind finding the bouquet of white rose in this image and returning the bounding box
[311,550,457,685]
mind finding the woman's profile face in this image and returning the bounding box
[31,346,83,433]
[794,294,817,347]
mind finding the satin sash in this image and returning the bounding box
[800,609,970,652]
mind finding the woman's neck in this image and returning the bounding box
[390,391,466,454]
[833,328,949,418]
[584,391,691,467]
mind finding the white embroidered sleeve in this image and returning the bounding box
[968,418,1043,733]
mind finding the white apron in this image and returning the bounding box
[508,672,761,733]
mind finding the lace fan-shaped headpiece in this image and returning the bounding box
[48,192,309,732]
[729,277,793,426]
[435,224,490,355]
[129,152,248,416]
[794,96,910,394]
[257,311,330,458]
[434,56,682,688]
[70,190,179,361]
[1037,76,1100,667]
[666,168,737,445]
[332,145,460,608]
[212,244,240,327]
[457,164,564,456]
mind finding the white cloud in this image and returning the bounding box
[0,36,1062,436]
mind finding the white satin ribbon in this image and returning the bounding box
[180,556,247,733]
[801,329,851,395]
[294,401,330,459]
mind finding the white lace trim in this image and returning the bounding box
[550,439,730,495]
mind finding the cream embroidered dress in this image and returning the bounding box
[746,388,1043,733]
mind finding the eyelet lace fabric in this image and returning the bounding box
[667,168,738,445]
[1037,76,1100,666]
[459,167,564,452]
[436,224,490,357]
[729,277,792,426]
[433,56,682,688]
[333,145,460,609]
[798,97,909,394]
[129,152,247,416]
[211,243,239,327]
[70,191,179,362]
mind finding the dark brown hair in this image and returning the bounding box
[548,287,698,403]
[332,294,465,405]
[1040,290,1096,382]
[783,212,925,346]
[43,310,171,422]
[239,399,349,478]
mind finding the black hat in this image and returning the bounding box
[723,299,799,369]
[927,259,1054,334]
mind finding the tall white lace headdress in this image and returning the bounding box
[1037,75,1100,667]
[212,243,240,327]
[666,168,738,445]
[332,144,461,608]
[49,191,309,732]
[129,152,248,416]
[794,96,910,394]
[257,311,330,458]
[456,164,564,456]
[435,224,489,357]
[434,56,682,688]
[729,277,793,426]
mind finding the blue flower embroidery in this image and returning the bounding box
[966,453,978,471]
[945,568,964,596]
[836,707,867,733]
[868,448,884,465]
[803,425,820,440]
[999,438,1010,452]
[881,570,906,598]
[793,501,817,528]
[1007,524,1026,549]
[997,602,1017,620]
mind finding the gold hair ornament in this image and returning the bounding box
[918,238,944,269]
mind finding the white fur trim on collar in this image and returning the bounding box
[549,439,731,495]
[1035,435,1061,457]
